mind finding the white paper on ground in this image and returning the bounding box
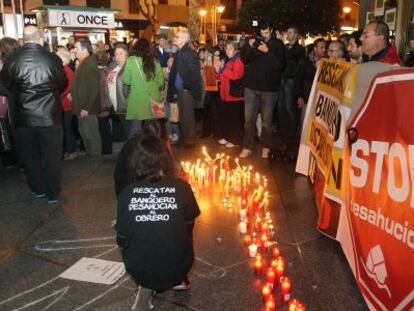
[59,257,126,285]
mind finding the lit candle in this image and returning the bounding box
[266,269,276,289]
[296,302,306,311]
[253,200,260,212]
[248,243,258,257]
[212,165,217,184]
[244,234,252,246]
[281,277,292,304]
[288,299,299,311]
[254,259,263,275]
[261,285,271,303]
[240,208,247,221]
[264,295,276,311]
[262,222,269,234]
[260,233,269,252]
[272,247,280,260]
[275,260,285,285]
[240,221,247,234]
[255,217,262,233]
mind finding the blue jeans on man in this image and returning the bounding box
[278,79,298,142]
[243,88,276,151]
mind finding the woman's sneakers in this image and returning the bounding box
[173,277,191,291]
[239,149,252,158]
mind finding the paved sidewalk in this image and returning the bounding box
[0,139,368,310]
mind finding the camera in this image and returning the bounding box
[252,34,265,49]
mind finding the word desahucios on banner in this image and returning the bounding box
[296,58,414,310]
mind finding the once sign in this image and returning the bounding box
[46,9,115,29]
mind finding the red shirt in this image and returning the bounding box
[61,65,74,112]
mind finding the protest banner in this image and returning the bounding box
[296,59,414,310]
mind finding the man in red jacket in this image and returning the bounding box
[360,21,403,65]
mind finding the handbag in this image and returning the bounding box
[134,58,166,119]
[169,102,179,123]
[229,78,244,97]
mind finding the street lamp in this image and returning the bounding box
[343,6,352,14]
[213,4,225,45]
[199,8,207,34]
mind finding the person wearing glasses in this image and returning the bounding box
[360,21,402,65]
[327,40,349,62]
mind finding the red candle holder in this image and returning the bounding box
[261,285,272,303]
[281,277,292,304]
[263,295,276,311]
[262,222,269,234]
[275,261,285,285]
[260,234,269,252]
[254,259,263,275]
[288,299,299,311]
[253,200,260,212]
[244,234,252,246]
[266,269,276,289]
[272,247,280,260]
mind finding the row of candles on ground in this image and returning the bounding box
[181,148,305,310]
[237,180,306,310]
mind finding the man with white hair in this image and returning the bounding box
[167,28,202,148]
[1,26,67,204]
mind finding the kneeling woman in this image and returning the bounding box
[115,134,200,309]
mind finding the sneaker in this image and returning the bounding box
[173,278,191,291]
[47,198,59,205]
[32,192,46,199]
[239,149,252,158]
[225,142,237,148]
[218,139,228,145]
[262,148,270,159]
[170,134,179,143]
[64,152,78,161]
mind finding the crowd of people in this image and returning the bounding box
[0,19,411,310]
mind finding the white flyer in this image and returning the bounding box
[59,257,126,285]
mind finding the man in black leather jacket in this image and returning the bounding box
[167,28,202,147]
[1,26,67,204]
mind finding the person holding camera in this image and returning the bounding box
[239,21,285,159]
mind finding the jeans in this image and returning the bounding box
[278,79,298,140]
[165,102,180,137]
[17,126,63,199]
[63,111,76,153]
[243,88,276,150]
[128,120,142,139]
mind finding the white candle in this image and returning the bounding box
[240,221,247,234]
[240,208,247,221]
[249,244,258,257]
